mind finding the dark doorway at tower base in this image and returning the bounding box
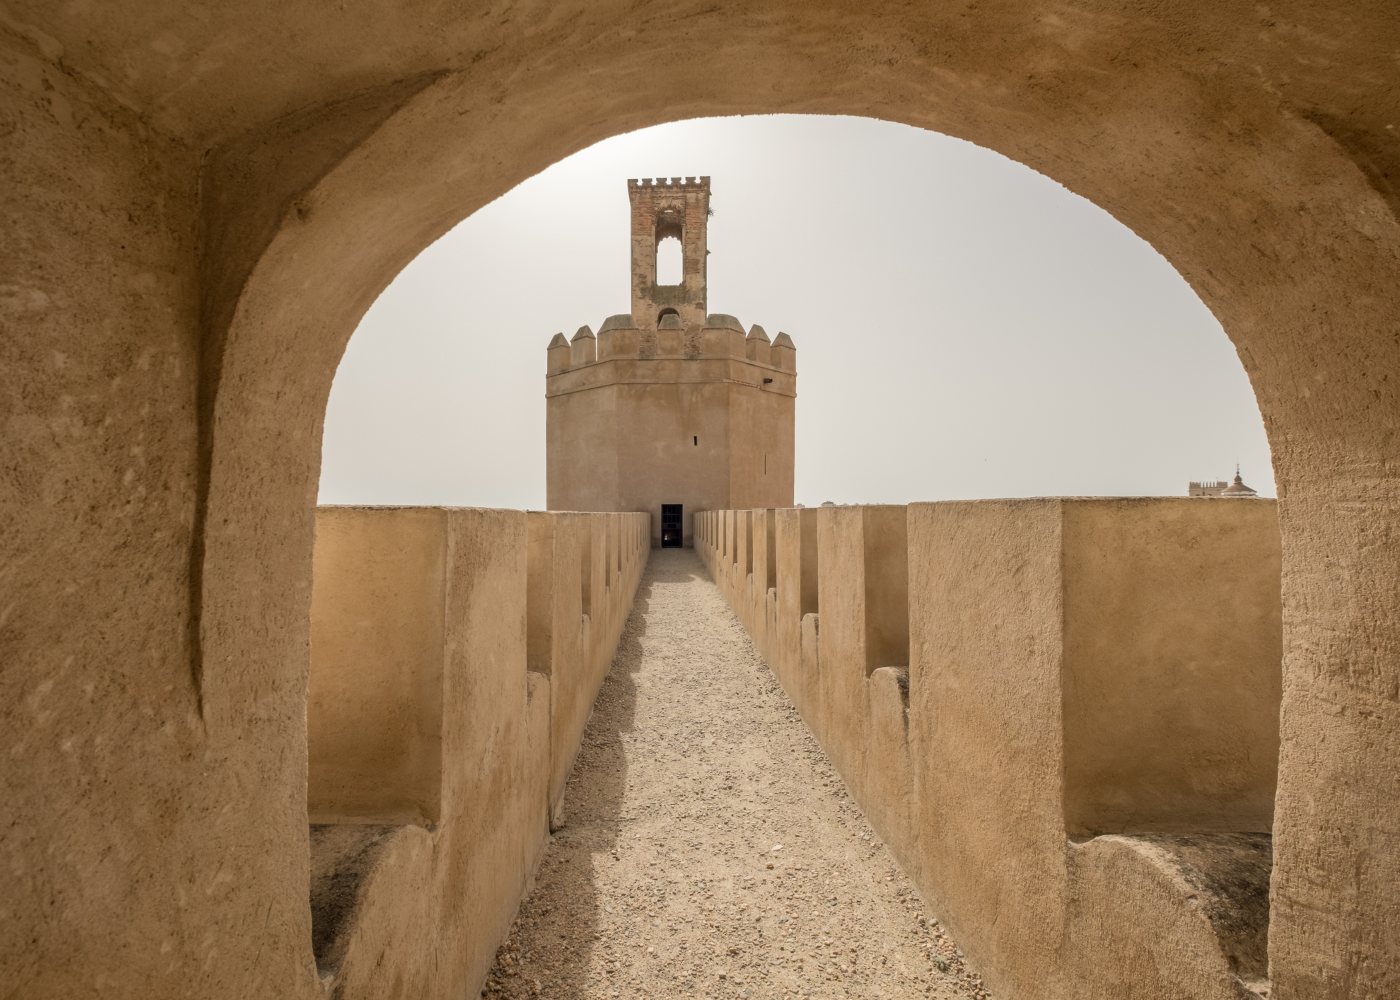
[661,504,683,548]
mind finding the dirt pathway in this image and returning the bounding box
[483,549,991,1000]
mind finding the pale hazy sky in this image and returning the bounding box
[320,115,1273,508]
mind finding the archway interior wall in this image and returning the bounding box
[0,31,321,1000]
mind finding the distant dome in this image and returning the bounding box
[1221,468,1258,497]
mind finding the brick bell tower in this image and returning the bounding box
[629,176,711,329]
[546,177,796,548]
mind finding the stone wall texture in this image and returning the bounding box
[546,334,796,547]
[307,507,647,998]
[699,500,1282,999]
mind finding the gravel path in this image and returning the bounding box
[482,549,991,1000]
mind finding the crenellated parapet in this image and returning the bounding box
[772,332,796,373]
[569,324,595,366]
[544,315,797,398]
[307,507,650,1000]
[547,314,795,367]
[626,176,712,189]
[696,498,1282,1000]
[546,332,570,373]
[746,324,771,366]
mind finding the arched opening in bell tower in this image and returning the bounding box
[655,237,682,284]
[655,211,684,285]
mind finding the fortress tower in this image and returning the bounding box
[546,177,796,547]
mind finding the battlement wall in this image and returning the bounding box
[307,507,649,998]
[546,316,797,381]
[627,175,711,190]
[697,498,1281,1000]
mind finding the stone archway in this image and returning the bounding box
[208,59,1399,1000]
[5,3,1398,998]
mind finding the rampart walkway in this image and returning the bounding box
[482,550,990,1000]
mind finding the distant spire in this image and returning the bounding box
[1221,464,1258,497]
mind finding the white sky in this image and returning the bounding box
[320,115,1274,508]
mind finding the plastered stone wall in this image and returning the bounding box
[699,499,1282,999]
[546,316,795,547]
[3,3,1399,997]
[0,29,268,1000]
[309,509,447,826]
[528,511,647,822]
[307,507,647,998]
[1061,501,1283,835]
